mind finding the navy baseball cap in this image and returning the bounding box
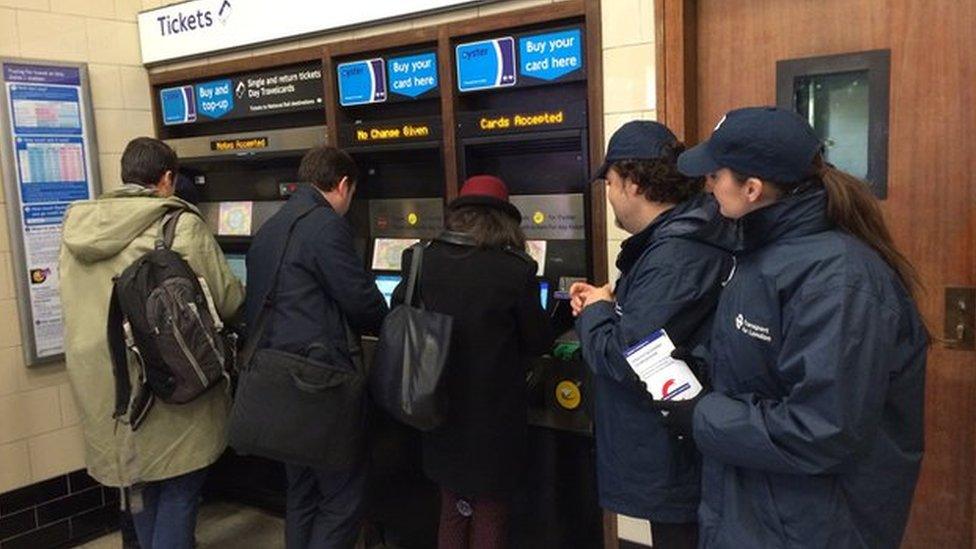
[592,120,679,181]
[678,107,822,183]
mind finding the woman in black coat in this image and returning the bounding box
[393,175,554,549]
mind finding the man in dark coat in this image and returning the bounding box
[572,121,732,549]
[246,146,388,549]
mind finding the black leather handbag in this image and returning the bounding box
[371,241,453,431]
[228,204,366,469]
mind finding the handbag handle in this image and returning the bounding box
[239,203,320,368]
[289,370,346,393]
[404,242,425,308]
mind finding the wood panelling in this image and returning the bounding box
[655,0,697,143]
[687,0,976,546]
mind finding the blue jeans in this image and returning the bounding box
[130,468,208,549]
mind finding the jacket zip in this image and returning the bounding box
[187,302,224,368]
[170,316,209,387]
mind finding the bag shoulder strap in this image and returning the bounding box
[107,283,130,420]
[239,203,320,366]
[155,209,184,250]
[404,242,426,307]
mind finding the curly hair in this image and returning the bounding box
[609,144,703,204]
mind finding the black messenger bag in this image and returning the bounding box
[371,241,453,431]
[228,204,367,469]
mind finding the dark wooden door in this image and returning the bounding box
[677,1,976,546]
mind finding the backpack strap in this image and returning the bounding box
[107,283,130,422]
[155,210,183,250]
[107,280,155,431]
[238,203,320,368]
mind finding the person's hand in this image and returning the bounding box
[642,348,710,441]
[569,282,597,317]
[649,393,705,440]
[581,284,613,310]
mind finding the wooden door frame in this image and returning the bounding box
[654,0,698,144]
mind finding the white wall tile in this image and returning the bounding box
[120,66,151,110]
[16,358,70,392]
[28,425,85,482]
[17,11,89,63]
[0,0,49,9]
[51,0,116,19]
[88,64,125,110]
[59,384,80,426]
[619,514,653,544]
[86,18,141,65]
[0,441,30,492]
[115,0,142,21]
[0,8,19,57]
[603,43,656,114]
[0,386,62,444]
[0,299,21,348]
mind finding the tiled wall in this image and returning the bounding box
[601,0,656,283]
[600,2,658,546]
[0,0,151,498]
[0,470,118,548]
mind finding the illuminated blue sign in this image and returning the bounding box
[456,37,517,92]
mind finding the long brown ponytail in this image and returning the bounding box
[813,155,922,298]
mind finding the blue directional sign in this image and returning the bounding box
[456,37,517,92]
[195,79,233,119]
[387,52,438,99]
[337,59,387,106]
[160,85,196,125]
[519,28,584,82]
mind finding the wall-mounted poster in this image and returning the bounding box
[0,60,101,365]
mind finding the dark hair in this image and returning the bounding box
[446,205,526,250]
[121,137,178,186]
[735,155,922,298]
[298,146,360,192]
[609,144,703,204]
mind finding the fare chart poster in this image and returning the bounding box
[1,61,100,363]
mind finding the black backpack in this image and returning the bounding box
[107,210,235,431]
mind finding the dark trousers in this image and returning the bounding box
[285,463,366,549]
[437,487,510,549]
[129,468,208,549]
[650,521,698,549]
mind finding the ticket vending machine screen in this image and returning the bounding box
[226,253,247,287]
[375,274,402,307]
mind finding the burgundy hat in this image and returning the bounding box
[449,175,522,222]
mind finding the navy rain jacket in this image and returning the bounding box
[577,194,733,522]
[245,185,388,365]
[695,189,927,548]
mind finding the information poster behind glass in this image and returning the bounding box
[0,59,101,365]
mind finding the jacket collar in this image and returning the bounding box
[616,194,730,273]
[737,187,833,251]
[292,184,332,210]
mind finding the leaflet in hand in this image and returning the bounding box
[624,329,702,401]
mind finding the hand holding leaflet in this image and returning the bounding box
[625,331,707,439]
[624,329,703,401]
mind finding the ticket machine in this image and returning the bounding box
[333,46,448,547]
[453,23,602,547]
[154,60,328,510]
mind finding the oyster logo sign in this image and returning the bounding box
[156,0,231,37]
[735,313,772,342]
